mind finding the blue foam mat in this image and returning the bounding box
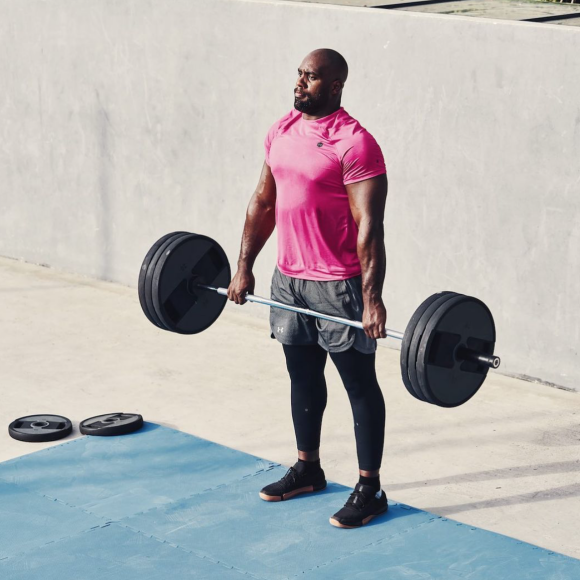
[0,424,578,579]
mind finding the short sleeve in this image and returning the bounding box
[341,132,386,185]
[264,120,280,166]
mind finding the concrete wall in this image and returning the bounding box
[1,0,579,390]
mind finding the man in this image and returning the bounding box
[227,48,388,529]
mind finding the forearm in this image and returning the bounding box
[357,222,386,306]
[237,196,276,271]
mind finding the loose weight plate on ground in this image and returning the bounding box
[400,292,456,402]
[416,295,497,408]
[139,231,186,329]
[8,415,73,442]
[407,292,460,404]
[150,233,231,334]
[79,413,144,436]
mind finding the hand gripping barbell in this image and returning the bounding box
[138,232,501,408]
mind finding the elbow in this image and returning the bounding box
[248,195,275,219]
[255,198,276,215]
[358,220,384,240]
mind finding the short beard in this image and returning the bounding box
[294,92,324,114]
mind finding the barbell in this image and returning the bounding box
[138,231,501,408]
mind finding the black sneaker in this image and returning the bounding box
[259,461,327,502]
[329,483,388,528]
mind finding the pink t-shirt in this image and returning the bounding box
[265,108,386,281]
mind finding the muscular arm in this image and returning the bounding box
[227,161,277,304]
[346,173,388,339]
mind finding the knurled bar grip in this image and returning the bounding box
[197,285,500,370]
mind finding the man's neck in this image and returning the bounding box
[301,103,341,121]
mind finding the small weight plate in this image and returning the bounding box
[400,292,456,402]
[151,233,231,334]
[417,295,496,408]
[138,232,185,329]
[8,414,72,443]
[408,292,459,404]
[144,232,191,330]
[79,413,144,436]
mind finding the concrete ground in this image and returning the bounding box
[2,256,579,559]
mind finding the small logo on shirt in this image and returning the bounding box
[317,142,323,148]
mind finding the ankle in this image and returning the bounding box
[298,458,321,469]
[358,474,380,492]
[298,449,320,462]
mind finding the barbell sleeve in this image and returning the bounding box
[456,348,501,369]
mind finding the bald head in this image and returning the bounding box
[307,49,349,84]
[294,49,349,118]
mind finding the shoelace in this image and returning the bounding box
[345,489,370,511]
[282,467,298,485]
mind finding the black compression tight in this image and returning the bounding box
[282,344,386,471]
[283,344,329,457]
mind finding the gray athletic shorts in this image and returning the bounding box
[269,267,377,354]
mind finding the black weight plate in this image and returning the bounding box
[8,414,72,443]
[144,232,191,330]
[417,295,496,408]
[139,232,186,329]
[80,413,144,436]
[407,292,460,404]
[400,292,456,402]
[151,233,231,334]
